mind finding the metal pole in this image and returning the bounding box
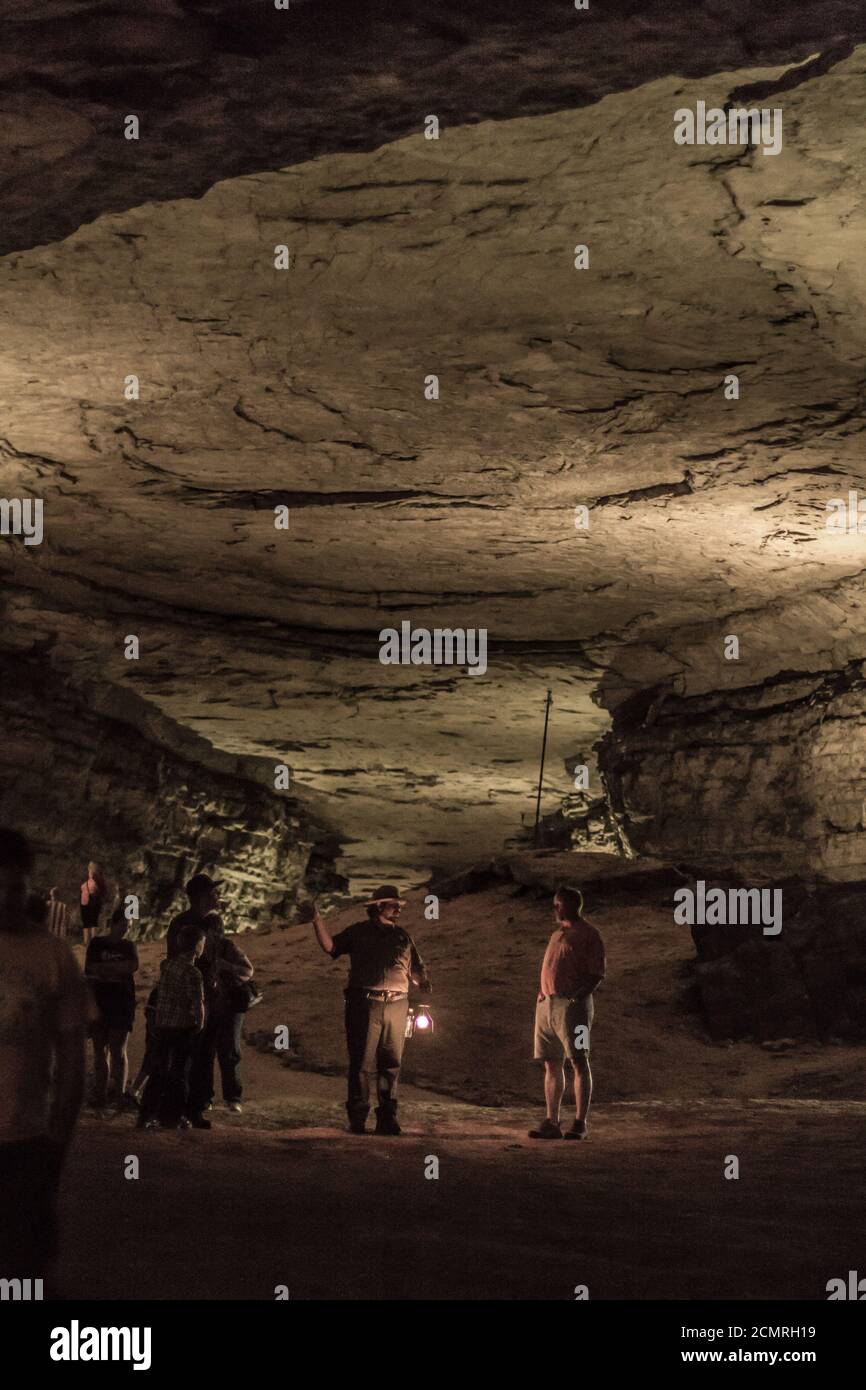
[533,689,553,848]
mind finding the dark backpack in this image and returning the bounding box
[226,978,263,1013]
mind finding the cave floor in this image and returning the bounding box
[58,1062,866,1301]
[57,895,866,1301]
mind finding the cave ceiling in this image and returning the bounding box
[2,3,866,886]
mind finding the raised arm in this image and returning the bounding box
[311,908,335,956]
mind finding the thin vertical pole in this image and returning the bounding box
[533,689,553,848]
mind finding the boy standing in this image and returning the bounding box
[138,924,206,1130]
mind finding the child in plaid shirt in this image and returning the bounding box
[137,924,206,1130]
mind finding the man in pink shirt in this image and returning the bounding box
[529,886,605,1141]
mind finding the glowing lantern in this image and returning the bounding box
[405,1005,434,1039]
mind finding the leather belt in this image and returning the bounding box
[356,989,407,1002]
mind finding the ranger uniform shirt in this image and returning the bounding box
[330,919,426,993]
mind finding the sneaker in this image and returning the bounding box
[348,1121,368,1135]
[177,1117,192,1130]
[226,1102,242,1114]
[135,1116,158,1131]
[564,1120,588,1141]
[190,1115,212,1130]
[528,1119,563,1140]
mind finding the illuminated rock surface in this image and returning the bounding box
[0,656,343,926]
[2,10,866,897]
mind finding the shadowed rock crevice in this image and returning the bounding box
[6,1,866,256]
[691,883,866,1044]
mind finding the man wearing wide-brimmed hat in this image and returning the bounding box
[310,885,431,1135]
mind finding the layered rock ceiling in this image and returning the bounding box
[2,3,866,899]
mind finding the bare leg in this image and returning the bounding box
[572,1053,592,1124]
[129,1068,148,1096]
[108,1028,130,1102]
[544,1059,565,1124]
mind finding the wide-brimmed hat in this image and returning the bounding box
[186,872,223,899]
[365,884,406,906]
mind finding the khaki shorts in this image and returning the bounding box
[534,994,594,1062]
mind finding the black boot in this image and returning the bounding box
[346,1103,369,1135]
[375,1103,402,1136]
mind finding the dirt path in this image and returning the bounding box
[60,884,866,1300]
[105,889,866,1114]
[59,1063,866,1301]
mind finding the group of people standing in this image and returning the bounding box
[306,880,605,1142]
[29,858,255,1129]
[1,821,606,1294]
[137,873,254,1129]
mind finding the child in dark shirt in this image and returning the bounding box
[84,908,138,1110]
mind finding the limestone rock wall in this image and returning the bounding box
[597,663,866,884]
[0,656,342,936]
[597,666,866,1039]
